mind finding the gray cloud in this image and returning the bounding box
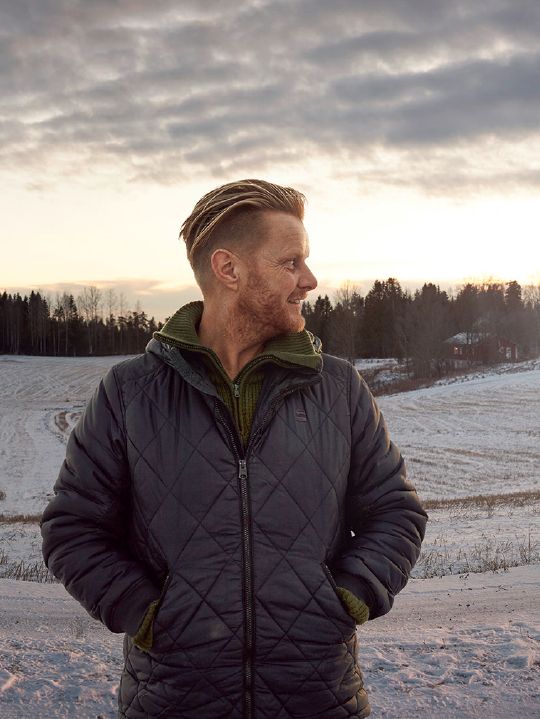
[1,0,539,191]
[330,53,540,145]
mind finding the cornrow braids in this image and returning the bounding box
[180,179,306,274]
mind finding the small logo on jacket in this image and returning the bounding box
[295,409,307,422]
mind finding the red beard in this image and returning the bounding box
[235,269,305,343]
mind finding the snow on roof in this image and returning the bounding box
[445,332,517,346]
[444,332,484,345]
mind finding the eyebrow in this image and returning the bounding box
[278,246,310,259]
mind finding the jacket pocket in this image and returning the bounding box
[321,561,356,630]
[158,571,171,601]
[153,571,171,624]
[321,561,340,595]
[133,571,171,652]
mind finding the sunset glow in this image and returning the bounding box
[2,2,539,320]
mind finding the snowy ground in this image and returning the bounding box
[377,365,540,500]
[0,354,127,516]
[0,567,538,719]
[362,565,540,718]
[0,354,539,717]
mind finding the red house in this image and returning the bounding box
[444,332,518,369]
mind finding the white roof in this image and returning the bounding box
[445,332,484,345]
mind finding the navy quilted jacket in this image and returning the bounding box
[41,338,427,718]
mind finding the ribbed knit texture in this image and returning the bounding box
[133,598,160,651]
[336,587,370,625]
[155,301,322,371]
[206,365,265,445]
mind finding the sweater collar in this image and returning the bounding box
[153,300,322,372]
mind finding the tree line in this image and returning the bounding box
[303,279,540,378]
[0,288,163,356]
[1,280,539,378]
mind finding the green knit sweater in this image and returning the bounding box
[154,301,322,446]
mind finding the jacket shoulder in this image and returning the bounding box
[320,352,356,387]
[315,353,359,408]
[108,351,165,386]
[320,352,354,376]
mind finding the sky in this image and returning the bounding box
[1,0,539,321]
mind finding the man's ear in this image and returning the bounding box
[209,248,240,290]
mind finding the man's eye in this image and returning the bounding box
[286,259,297,268]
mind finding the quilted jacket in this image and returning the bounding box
[41,337,427,719]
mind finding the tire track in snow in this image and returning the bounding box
[0,355,128,515]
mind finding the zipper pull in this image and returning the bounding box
[233,382,240,398]
[238,459,248,479]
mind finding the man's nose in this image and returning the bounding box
[300,264,318,291]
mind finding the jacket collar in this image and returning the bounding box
[147,301,322,401]
[153,300,322,374]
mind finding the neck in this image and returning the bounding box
[198,297,267,379]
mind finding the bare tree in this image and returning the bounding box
[105,288,118,353]
[332,281,362,362]
[60,292,71,355]
[118,291,127,353]
[77,286,102,354]
[523,283,540,309]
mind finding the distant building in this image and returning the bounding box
[444,332,518,369]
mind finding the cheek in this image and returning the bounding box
[283,270,298,290]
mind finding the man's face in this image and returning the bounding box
[236,211,318,338]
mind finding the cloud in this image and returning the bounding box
[330,53,540,145]
[1,0,540,192]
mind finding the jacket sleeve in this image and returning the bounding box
[332,364,428,620]
[41,366,161,636]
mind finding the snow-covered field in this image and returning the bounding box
[0,355,128,517]
[378,367,540,500]
[0,354,539,718]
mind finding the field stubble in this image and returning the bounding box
[415,490,540,578]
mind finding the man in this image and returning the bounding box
[42,179,427,718]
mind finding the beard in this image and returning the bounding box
[235,268,305,343]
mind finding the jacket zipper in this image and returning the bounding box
[215,404,254,719]
[214,374,320,719]
[238,457,253,719]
